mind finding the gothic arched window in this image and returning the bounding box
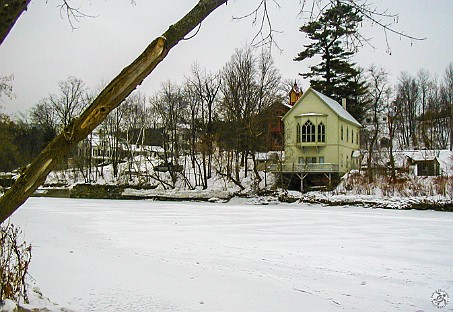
[302,120,315,142]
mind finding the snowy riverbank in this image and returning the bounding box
[27,184,453,211]
[300,191,453,211]
[4,197,453,312]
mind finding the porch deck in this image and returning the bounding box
[268,163,339,174]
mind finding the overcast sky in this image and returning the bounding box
[0,0,452,115]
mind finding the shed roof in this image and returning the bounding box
[404,150,438,162]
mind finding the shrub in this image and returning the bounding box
[448,177,453,200]
[0,222,32,305]
[433,176,448,196]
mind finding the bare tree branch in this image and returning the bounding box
[0,0,229,223]
[57,0,96,30]
[233,0,283,50]
[298,0,426,53]
[0,0,31,46]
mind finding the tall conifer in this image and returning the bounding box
[294,2,367,121]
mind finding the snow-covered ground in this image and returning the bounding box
[7,198,453,311]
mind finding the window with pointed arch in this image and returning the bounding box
[302,120,316,142]
[317,122,326,142]
[296,123,301,143]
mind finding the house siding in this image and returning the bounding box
[282,88,361,174]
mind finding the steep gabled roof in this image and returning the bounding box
[283,87,361,127]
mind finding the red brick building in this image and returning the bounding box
[259,82,302,151]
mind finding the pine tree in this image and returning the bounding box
[294,2,367,121]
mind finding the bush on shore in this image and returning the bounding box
[0,222,32,305]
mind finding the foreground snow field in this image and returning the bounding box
[9,198,453,311]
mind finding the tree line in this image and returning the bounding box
[2,55,452,187]
[0,47,284,190]
[362,63,453,182]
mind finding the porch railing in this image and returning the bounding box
[268,163,339,173]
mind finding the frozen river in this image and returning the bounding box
[9,197,453,311]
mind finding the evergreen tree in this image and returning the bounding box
[294,2,367,121]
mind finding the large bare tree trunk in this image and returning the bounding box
[0,0,227,223]
[0,0,30,46]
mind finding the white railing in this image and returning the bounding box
[268,163,339,173]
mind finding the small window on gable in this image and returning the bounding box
[340,125,344,141]
[351,129,354,143]
[346,127,349,142]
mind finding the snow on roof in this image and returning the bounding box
[255,152,269,161]
[255,151,283,161]
[404,150,438,162]
[364,150,453,174]
[403,150,453,174]
[352,150,361,158]
[310,88,361,127]
[437,150,453,174]
[283,103,293,109]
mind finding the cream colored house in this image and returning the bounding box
[271,87,361,189]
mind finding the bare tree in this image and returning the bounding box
[0,75,14,100]
[443,63,453,151]
[148,81,187,188]
[48,76,89,130]
[417,69,432,148]
[395,72,419,149]
[185,64,221,188]
[364,65,391,183]
[100,104,126,178]
[29,101,58,136]
[385,96,402,182]
[425,78,447,149]
[220,46,259,183]
[219,46,281,187]
[256,48,283,111]
[120,92,150,183]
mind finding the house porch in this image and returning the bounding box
[269,163,341,192]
